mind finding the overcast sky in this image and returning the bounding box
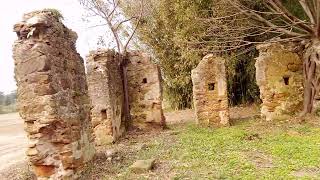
[0,0,104,94]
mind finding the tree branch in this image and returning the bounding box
[298,0,316,25]
[123,0,144,53]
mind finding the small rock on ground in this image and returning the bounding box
[129,159,156,173]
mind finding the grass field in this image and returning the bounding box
[82,115,320,180]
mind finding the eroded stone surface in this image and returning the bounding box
[86,50,126,145]
[13,10,95,179]
[191,54,230,127]
[86,50,165,145]
[127,51,165,129]
[256,43,304,121]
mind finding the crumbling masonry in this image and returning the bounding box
[191,54,230,127]
[86,50,165,145]
[256,43,304,121]
[127,51,165,129]
[86,50,126,145]
[13,10,95,179]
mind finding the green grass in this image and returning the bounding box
[95,119,320,179]
[131,120,320,179]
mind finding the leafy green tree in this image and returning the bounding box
[122,0,260,108]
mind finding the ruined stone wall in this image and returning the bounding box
[13,10,95,179]
[86,50,126,145]
[256,43,304,121]
[127,51,165,129]
[191,54,229,127]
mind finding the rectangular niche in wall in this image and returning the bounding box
[283,76,290,86]
[142,78,148,84]
[101,109,107,120]
[208,83,215,91]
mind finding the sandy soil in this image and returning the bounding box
[0,113,29,179]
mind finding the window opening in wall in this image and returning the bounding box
[283,76,290,86]
[101,109,107,119]
[142,78,147,84]
[208,83,215,91]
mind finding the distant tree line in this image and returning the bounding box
[0,91,17,114]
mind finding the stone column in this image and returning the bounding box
[191,54,229,127]
[86,50,126,145]
[126,51,165,129]
[256,43,304,121]
[13,10,95,179]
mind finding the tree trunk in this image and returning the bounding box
[120,54,132,130]
[301,39,320,115]
[117,53,132,130]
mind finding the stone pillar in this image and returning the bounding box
[13,10,95,179]
[191,54,229,127]
[86,50,126,145]
[256,43,304,121]
[127,51,165,129]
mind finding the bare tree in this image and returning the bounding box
[196,0,320,116]
[79,0,144,128]
[79,0,144,53]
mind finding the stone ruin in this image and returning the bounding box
[13,10,95,179]
[126,51,165,129]
[256,43,304,121]
[86,50,165,145]
[86,50,126,145]
[191,54,230,127]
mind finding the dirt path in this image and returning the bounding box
[0,113,28,176]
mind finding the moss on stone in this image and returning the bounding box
[42,8,64,20]
[256,43,304,121]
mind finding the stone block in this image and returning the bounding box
[86,50,166,145]
[256,43,304,121]
[86,50,126,145]
[13,9,95,179]
[127,51,165,129]
[191,54,230,127]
